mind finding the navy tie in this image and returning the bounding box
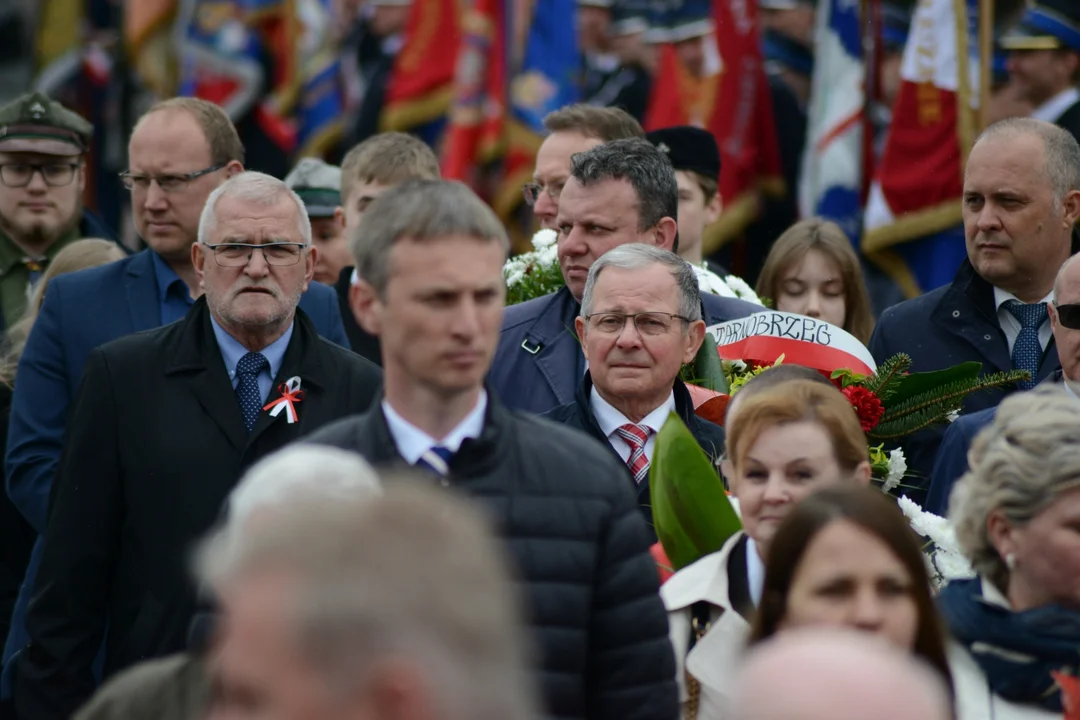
[416,446,454,478]
[235,352,269,432]
[1004,300,1047,390]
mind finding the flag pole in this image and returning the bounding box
[978,0,993,131]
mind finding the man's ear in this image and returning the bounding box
[192,242,207,285]
[682,319,706,364]
[350,278,382,336]
[655,217,678,251]
[575,316,588,363]
[1050,301,1060,333]
[302,245,317,291]
[1062,189,1080,227]
[333,206,346,231]
[705,191,722,225]
[224,160,244,178]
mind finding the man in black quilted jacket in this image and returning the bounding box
[303,178,678,720]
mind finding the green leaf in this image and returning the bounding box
[691,332,729,394]
[884,362,983,406]
[651,413,742,570]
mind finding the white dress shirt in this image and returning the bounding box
[590,386,675,464]
[1031,87,1080,124]
[382,391,488,464]
[745,537,766,607]
[993,286,1053,355]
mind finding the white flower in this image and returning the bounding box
[693,264,738,298]
[880,449,907,494]
[531,228,557,250]
[897,495,975,587]
[933,547,975,581]
[721,274,763,305]
[946,410,960,423]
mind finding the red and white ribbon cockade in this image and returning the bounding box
[263,376,305,424]
[707,311,877,377]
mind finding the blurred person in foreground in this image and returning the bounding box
[663,380,871,718]
[748,487,953,693]
[1000,0,1080,143]
[11,172,382,720]
[944,384,1080,719]
[333,131,441,365]
[496,138,761,415]
[0,238,126,653]
[199,483,538,720]
[0,92,120,329]
[70,445,383,720]
[283,158,351,286]
[306,178,678,720]
[731,629,953,720]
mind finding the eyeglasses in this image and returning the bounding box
[205,242,308,267]
[585,312,692,336]
[119,165,223,193]
[522,181,564,207]
[1054,302,1080,330]
[0,162,82,188]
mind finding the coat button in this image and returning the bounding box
[984,334,992,341]
[952,310,961,318]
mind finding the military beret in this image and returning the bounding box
[646,126,721,183]
[284,158,342,218]
[0,92,93,156]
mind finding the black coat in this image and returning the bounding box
[868,258,1068,500]
[13,298,382,720]
[543,374,725,534]
[1056,98,1080,146]
[334,265,382,366]
[304,395,678,720]
[0,382,35,649]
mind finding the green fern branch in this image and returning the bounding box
[863,354,912,402]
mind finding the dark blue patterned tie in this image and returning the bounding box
[416,446,454,477]
[235,352,269,432]
[1004,300,1047,390]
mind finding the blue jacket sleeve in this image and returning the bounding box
[926,418,974,516]
[306,283,350,350]
[5,286,71,534]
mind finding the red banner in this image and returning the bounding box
[380,0,461,132]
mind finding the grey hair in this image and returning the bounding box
[949,384,1080,592]
[196,483,539,720]
[579,244,702,322]
[198,171,312,246]
[975,118,1080,204]
[1053,252,1080,301]
[569,138,678,233]
[350,179,510,297]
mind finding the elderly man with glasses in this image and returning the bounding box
[9,172,382,720]
[0,92,121,330]
[544,244,725,533]
[1,99,350,701]
[926,251,1080,516]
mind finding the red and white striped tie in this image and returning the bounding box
[615,423,651,485]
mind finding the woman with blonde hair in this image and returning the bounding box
[756,218,875,344]
[943,384,1080,719]
[662,379,871,718]
[0,238,127,385]
[0,238,125,654]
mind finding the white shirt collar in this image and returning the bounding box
[992,286,1053,312]
[381,391,487,464]
[745,537,766,607]
[590,385,675,438]
[1031,87,1080,124]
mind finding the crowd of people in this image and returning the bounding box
[0,2,1077,719]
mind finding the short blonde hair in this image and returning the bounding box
[950,385,1080,591]
[728,380,868,474]
[141,97,245,166]
[340,132,440,203]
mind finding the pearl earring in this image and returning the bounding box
[1005,553,1017,571]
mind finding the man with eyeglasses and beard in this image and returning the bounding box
[0,92,119,330]
[927,252,1080,515]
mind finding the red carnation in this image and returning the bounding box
[842,386,885,433]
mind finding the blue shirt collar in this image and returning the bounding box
[150,250,193,305]
[210,314,294,382]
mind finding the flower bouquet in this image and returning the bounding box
[502,229,763,305]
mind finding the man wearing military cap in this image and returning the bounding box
[645,125,724,274]
[0,92,118,329]
[283,157,351,286]
[1001,0,1080,143]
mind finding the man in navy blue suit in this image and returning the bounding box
[491,137,761,415]
[926,252,1080,515]
[1,98,348,683]
[868,118,1080,500]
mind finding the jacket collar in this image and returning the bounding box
[932,260,1012,373]
[661,532,746,611]
[575,370,701,429]
[163,297,328,451]
[520,287,583,406]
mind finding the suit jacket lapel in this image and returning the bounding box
[165,300,248,452]
[525,288,581,407]
[933,265,1012,374]
[125,250,164,332]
